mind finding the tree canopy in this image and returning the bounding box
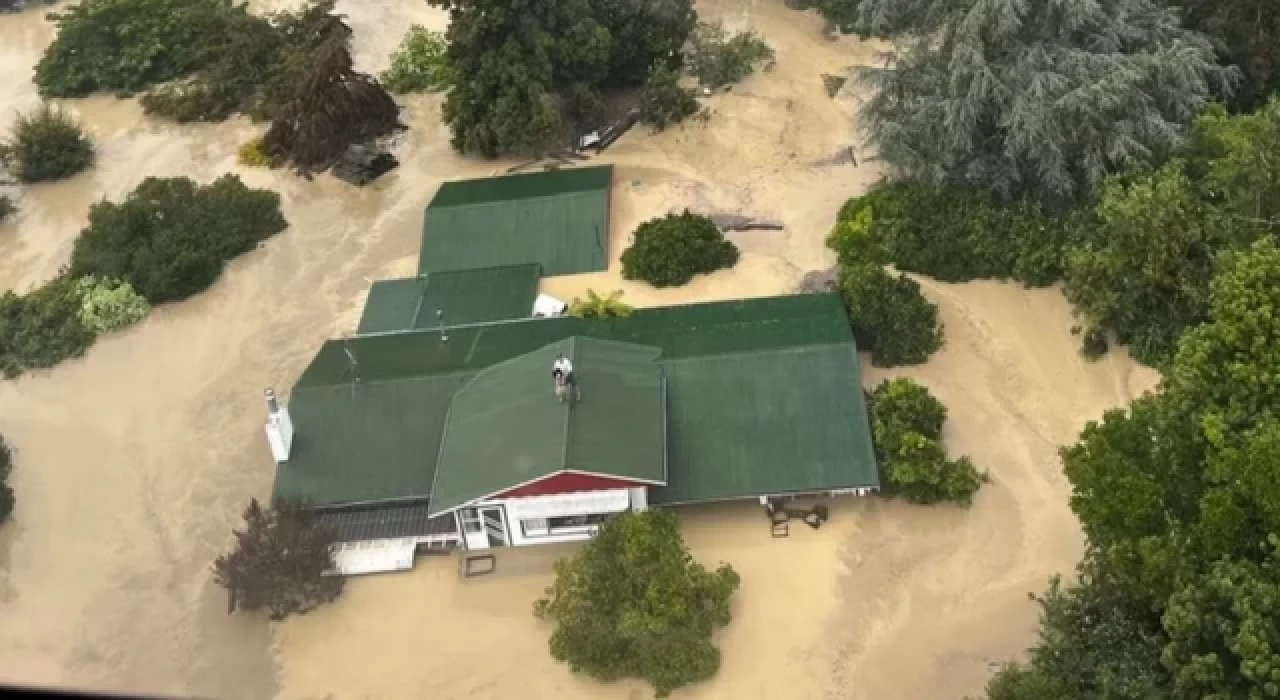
[620,210,739,287]
[870,378,986,505]
[212,499,343,620]
[69,175,288,304]
[1164,0,1280,112]
[428,0,697,156]
[534,510,740,697]
[853,0,1234,203]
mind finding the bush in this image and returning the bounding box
[684,22,774,89]
[212,499,343,620]
[35,0,252,97]
[238,137,271,168]
[568,289,633,318]
[380,26,449,94]
[639,61,699,131]
[73,276,150,333]
[69,175,288,304]
[3,104,94,183]
[621,210,739,287]
[0,435,13,524]
[838,263,942,367]
[534,510,740,697]
[0,275,97,378]
[870,378,987,505]
[830,182,1069,287]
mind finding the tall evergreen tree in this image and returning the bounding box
[1163,0,1280,111]
[854,0,1235,203]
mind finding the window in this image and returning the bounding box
[459,509,483,534]
[549,513,610,530]
[521,517,549,536]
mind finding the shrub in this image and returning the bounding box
[830,182,1070,287]
[534,510,740,697]
[0,275,97,378]
[35,0,251,97]
[621,210,739,287]
[0,435,13,524]
[568,289,633,318]
[69,175,288,304]
[238,138,271,168]
[684,21,774,89]
[838,263,942,367]
[639,61,699,130]
[380,26,449,94]
[870,378,987,505]
[3,104,94,183]
[212,499,344,620]
[73,276,150,333]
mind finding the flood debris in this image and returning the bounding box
[822,73,848,98]
[709,214,785,232]
[331,144,399,186]
[798,268,839,294]
[811,145,858,167]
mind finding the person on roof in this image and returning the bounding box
[552,353,582,402]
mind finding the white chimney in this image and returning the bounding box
[264,388,294,463]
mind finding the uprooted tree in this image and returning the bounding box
[535,510,740,697]
[263,36,401,172]
[213,499,343,620]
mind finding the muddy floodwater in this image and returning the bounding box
[0,1,1159,698]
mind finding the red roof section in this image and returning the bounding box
[494,471,648,499]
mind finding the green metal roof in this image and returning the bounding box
[649,344,876,505]
[418,167,612,276]
[356,264,540,335]
[271,374,468,506]
[277,293,880,509]
[428,337,666,515]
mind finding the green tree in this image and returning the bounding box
[2,104,94,183]
[639,61,699,131]
[69,175,288,304]
[837,263,942,367]
[430,0,609,156]
[683,22,774,89]
[1063,164,1220,366]
[534,510,740,697]
[380,26,449,94]
[212,499,343,620]
[589,0,696,87]
[869,378,986,505]
[621,210,739,287]
[72,276,150,333]
[830,182,1069,287]
[0,275,97,379]
[1163,0,1280,111]
[853,0,1233,202]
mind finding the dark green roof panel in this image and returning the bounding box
[271,374,469,507]
[419,167,612,276]
[429,337,666,515]
[357,264,540,335]
[297,294,854,388]
[649,343,878,506]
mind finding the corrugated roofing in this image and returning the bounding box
[356,264,540,335]
[429,337,665,515]
[314,501,458,542]
[298,294,854,388]
[271,373,468,506]
[419,167,611,276]
[278,293,879,510]
[649,343,877,505]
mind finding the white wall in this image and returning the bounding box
[484,488,635,547]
